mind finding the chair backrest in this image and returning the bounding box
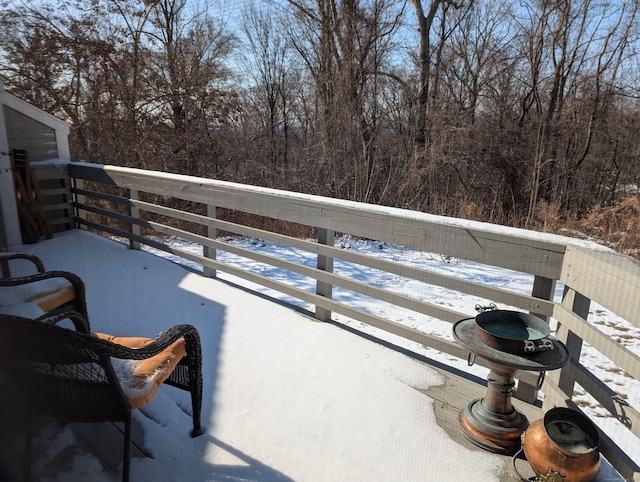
[0,315,131,422]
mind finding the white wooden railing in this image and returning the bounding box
[33,160,640,480]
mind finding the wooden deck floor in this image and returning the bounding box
[419,363,542,482]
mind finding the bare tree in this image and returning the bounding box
[242,1,294,168]
[408,0,467,147]
[515,0,639,227]
[283,0,404,202]
[146,0,236,176]
[445,0,513,125]
[0,0,170,166]
[3,0,640,236]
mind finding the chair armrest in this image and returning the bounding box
[97,324,201,361]
[0,252,45,277]
[38,309,91,334]
[0,269,84,289]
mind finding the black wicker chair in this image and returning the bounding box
[0,252,88,319]
[0,310,203,482]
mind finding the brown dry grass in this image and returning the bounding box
[577,196,640,258]
[531,195,640,259]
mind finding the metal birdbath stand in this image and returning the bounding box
[452,310,570,455]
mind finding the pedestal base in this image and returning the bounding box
[452,317,570,455]
[459,398,529,455]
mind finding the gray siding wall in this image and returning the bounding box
[4,106,59,161]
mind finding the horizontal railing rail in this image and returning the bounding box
[31,160,640,480]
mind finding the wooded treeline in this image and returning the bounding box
[1,0,639,231]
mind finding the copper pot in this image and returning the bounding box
[522,408,600,482]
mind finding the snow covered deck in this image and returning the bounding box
[0,230,626,481]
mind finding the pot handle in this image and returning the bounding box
[467,352,476,366]
[523,337,555,353]
[512,448,565,482]
[511,448,532,481]
[475,303,497,313]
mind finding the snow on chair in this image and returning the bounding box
[0,252,88,319]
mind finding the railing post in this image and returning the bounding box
[530,276,556,321]
[516,275,557,403]
[542,287,589,411]
[69,166,84,230]
[315,228,334,322]
[127,188,140,250]
[58,164,75,231]
[202,203,216,278]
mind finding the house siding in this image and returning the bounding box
[3,106,59,161]
[1,81,71,247]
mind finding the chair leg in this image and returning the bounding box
[190,390,203,437]
[23,404,32,482]
[189,363,203,437]
[185,330,204,438]
[122,415,132,482]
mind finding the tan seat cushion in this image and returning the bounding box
[0,278,81,312]
[94,332,186,409]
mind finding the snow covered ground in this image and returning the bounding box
[7,229,637,481]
